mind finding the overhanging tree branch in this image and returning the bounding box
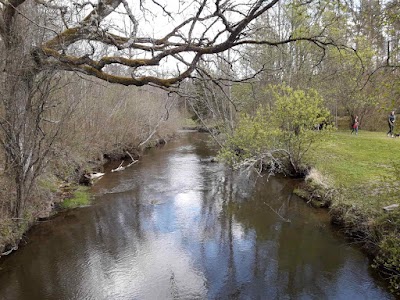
[31,0,321,87]
[2,0,348,89]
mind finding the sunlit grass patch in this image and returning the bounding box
[307,130,399,185]
[61,186,91,209]
[306,131,400,293]
[305,130,400,210]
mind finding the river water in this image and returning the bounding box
[0,132,394,299]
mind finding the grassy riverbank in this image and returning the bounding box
[0,134,181,258]
[307,131,399,192]
[60,186,91,209]
[304,130,400,294]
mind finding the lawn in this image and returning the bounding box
[305,130,400,294]
[305,130,400,212]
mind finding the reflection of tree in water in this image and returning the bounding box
[0,133,390,300]
[214,171,349,298]
[275,211,346,296]
[218,170,291,239]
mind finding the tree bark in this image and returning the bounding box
[1,4,38,218]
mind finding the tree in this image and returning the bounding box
[0,0,340,219]
[0,0,337,88]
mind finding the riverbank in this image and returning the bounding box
[1,131,392,299]
[0,133,176,258]
[298,130,400,295]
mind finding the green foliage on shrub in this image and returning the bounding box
[220,84,331,174]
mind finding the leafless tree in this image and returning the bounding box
[1,0,338,87]
[0,0,338,218]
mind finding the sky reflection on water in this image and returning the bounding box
[0,132,394,300]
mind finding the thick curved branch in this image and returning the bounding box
[46,51,202,87]
[44,0,123,50]
[34,0,345,89]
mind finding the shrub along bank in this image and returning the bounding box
[0,133,178,257]
[216,84,399,294]
[0,76,184,258]
[301,131,400,295]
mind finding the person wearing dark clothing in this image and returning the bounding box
[387,111,396,137]
[351,115,359,135]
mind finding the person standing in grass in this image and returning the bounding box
[387,110,396,137]
[351,115,359,135]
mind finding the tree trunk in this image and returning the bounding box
[1,8,38,219]
[2,59,36,218]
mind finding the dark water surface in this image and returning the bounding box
[0,132,394,299]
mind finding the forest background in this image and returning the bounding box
[0,0,399,294]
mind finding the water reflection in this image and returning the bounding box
[0,132,393,299]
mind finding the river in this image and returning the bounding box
[0,132,394,299]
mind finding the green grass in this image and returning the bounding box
[306,130,400,294]
[305,130,400,210]
[305,131,400,215]
[307,131,399,187]
[61,186,91,209]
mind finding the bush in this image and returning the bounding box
[220,84,331,175]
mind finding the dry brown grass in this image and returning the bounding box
[305,168,331,190]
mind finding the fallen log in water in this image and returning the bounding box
[111,151,138,172]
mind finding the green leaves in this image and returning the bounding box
[271,84,330,134]
[220,84,331,174]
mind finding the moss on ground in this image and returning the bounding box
[60,186,91,209]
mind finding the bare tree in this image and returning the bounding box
[0,0,338,219]
[0,0,338,87]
